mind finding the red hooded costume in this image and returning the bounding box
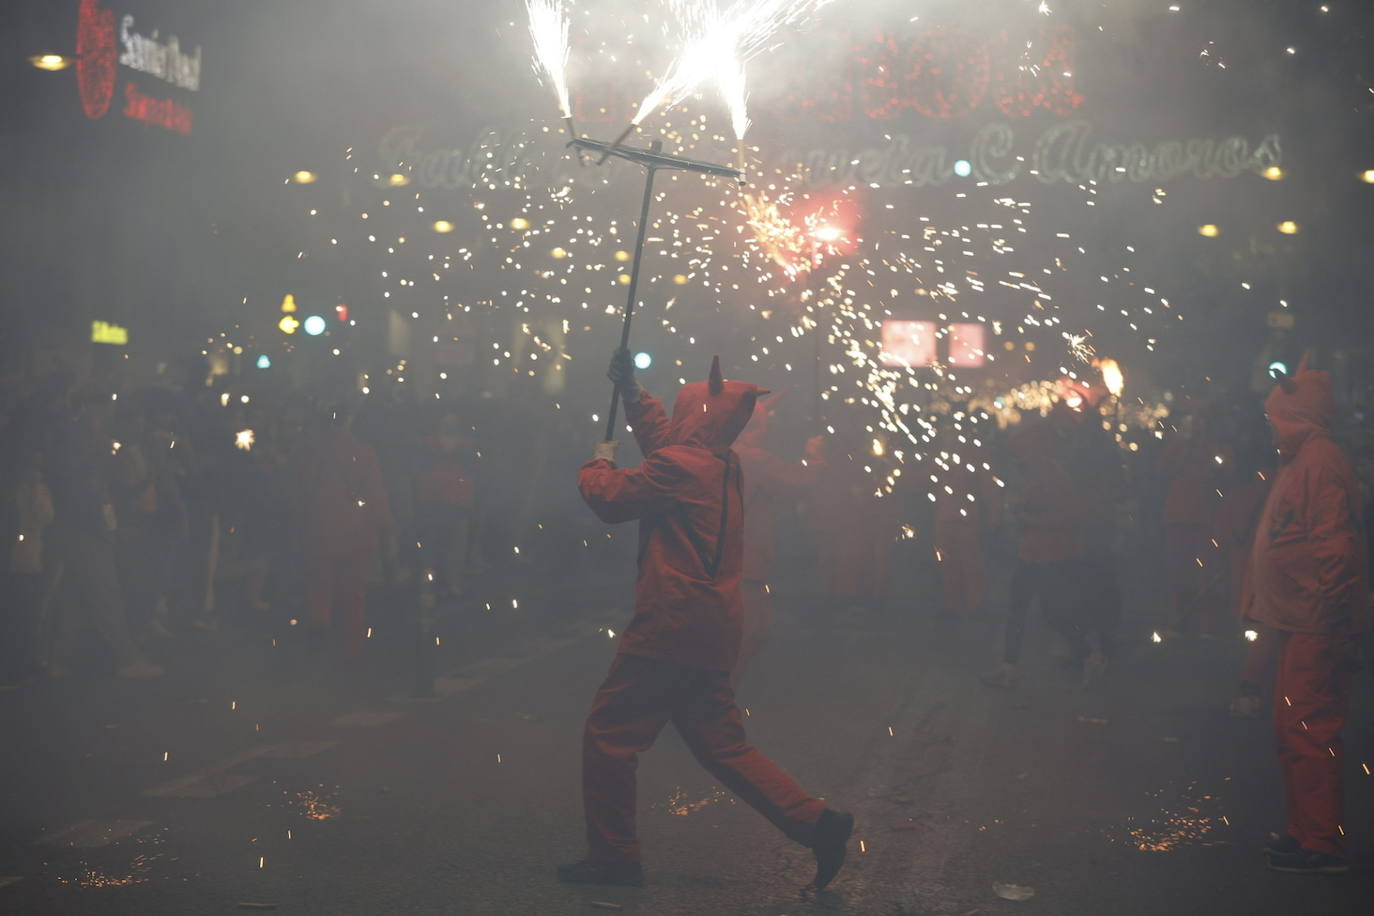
[580,358,764,673]
[1245,363,1368,861]
[574,359,829,866]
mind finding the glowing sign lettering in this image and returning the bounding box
[91,320,129,345]
[123,82,192,133]
[119,14,202,91]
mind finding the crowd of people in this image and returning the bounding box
[0,373,631,684]
[556,351,1371,884]
[1,351,1370,878]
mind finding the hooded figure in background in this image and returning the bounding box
[561,350,852,892]
[1246,360,1368,874]
[291,403,395,661]
[732,391,824,684]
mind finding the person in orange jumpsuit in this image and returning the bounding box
[559,352,853,890]
[291,405,395,661]
[1245,361,1368,874]
[732,392,823,684]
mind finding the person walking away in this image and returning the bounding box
[980,420,1086,688]
[291,404,395,662]
[1246,360,1367,874]
[112,402,187,638]
[415,412,477,599]
[731,391,824,685]
[560,351,852,891]
[1057,402,1126,682]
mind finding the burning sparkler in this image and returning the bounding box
[1096,358,1125,399]
[526,0,583,158]
[601,0,833,164]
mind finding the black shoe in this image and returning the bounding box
[1262,832,1300,856]
[556,859,644,887]
[809,808,854,891]
[1267,849,1350,875]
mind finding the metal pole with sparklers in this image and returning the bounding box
[566,136,742,442]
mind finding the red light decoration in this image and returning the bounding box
[335,304,349,323]
[947,323,987,368]
[123,82,193,134]
[574,23,1084,125]
[881,320,937,368]
[76,0,117,120]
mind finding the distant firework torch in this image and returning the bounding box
[566,136,743,441]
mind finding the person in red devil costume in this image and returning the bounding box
[559,351,853,890]
[732,391,824,685]
[1246,359,1368,874]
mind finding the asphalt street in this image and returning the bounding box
[1,571,1371,915]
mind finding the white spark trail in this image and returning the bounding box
[526,0,572,116]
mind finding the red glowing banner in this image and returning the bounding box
[574,24,1083,126]
[880,320,937,369]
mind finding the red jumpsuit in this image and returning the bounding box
[577,367,827,865]
[1245,368,1369,859]
[292,425,394,660]
[733,400,821,681]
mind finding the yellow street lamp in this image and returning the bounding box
[432,220,455,233]
[1197,223,1220,238]
[29,53,72,71]
[1261,166,1284,181]
[291,170,317,184]
[1276,220,1300,235]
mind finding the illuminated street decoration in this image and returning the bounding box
[119,13,202,91]
[73,0,200,133]
[91,320,129,345]
[30,53,73,71]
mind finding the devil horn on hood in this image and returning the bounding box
[1272,366,1298,395]
[1296,351,1310,374]
[709,355,724,396]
